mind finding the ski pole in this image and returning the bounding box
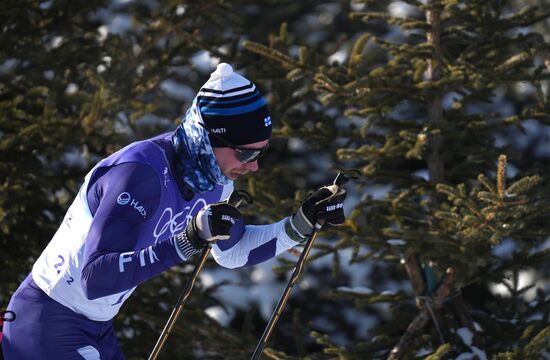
[251,170,359,360]
[149,190,252,360]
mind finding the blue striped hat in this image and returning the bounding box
[197,63,272,147]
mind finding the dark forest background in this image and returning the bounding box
[1,0,549,359]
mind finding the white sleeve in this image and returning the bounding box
[210,217,300,269]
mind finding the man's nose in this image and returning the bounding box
[245,160,259,172]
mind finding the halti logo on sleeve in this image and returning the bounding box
[117,192,147,218]
[117,192,131,205]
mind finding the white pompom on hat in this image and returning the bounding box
[196,63,272,147]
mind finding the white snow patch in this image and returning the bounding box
[337,286,373,295]
[457,327,473,346]
[455,351,487,360]
[490,270,539,301]
[473,322,483,332]
[388,2,417,19]
[387,239,406,246]
[190,51,219,73]
[122,327,135,339]
[43,70,54,80]
[160,80,195,101]
[205,306,234,326]
[471,347,488,360]
[442,91,464,110]
[251,265,276,283]
[491,238,516,258]
[200,268,241,288]
[45,36,63,50]
[328,48,348,65]
[97,25,109,42]
[0,59,18,75]
[39,0,53,10]
[65,83,78,95]
[61,147,88,168]
[176,5,186,16]
[413,169,429,181]
[526,312,544,321]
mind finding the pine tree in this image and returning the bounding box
[4,0,550,359]
[0,1,297,358]
[244,0,550,358]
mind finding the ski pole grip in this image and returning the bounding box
[333,169,361,187]
[226,190,252,208]
[312,169,360,230]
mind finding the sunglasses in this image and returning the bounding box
[198,122,269,164]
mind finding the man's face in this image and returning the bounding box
[213,140,269,180]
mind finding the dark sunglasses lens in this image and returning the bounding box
[236,148,266,163]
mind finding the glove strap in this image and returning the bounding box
[175,224,208,259]
[289,207,314,239]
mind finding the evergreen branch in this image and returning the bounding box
[242,41,301,69]
[349,11,390,22]
[506,176,541,196]
[477,174,496,193]
[477,191,504,205]
[497,155,506,199]
[425,344,452,360]
[313,73,340,93]
[522,325,550,359]
[494,44,550,74]
[326,289,411,304]
[310,331,347,357]
[261,347,296,360]
[502,7,550,29]
[349,33,371,74]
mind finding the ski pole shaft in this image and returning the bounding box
[148,247,211,360]
[251,224,322,360]
[149,190,251,360]
[250,170,359,360]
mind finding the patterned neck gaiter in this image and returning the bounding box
[171,101,230,194]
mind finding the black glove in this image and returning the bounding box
[288,184,347,240]
[174,202,242,258]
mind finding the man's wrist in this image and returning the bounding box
[174,227,208,259]
[285,216,308,243]
[289,208,314,239]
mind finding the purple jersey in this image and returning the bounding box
[29,132,299,321]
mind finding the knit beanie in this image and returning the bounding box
[197,63,272,147]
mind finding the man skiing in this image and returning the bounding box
[2,63,347,359]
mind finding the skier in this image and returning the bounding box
[2,63,347,360]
